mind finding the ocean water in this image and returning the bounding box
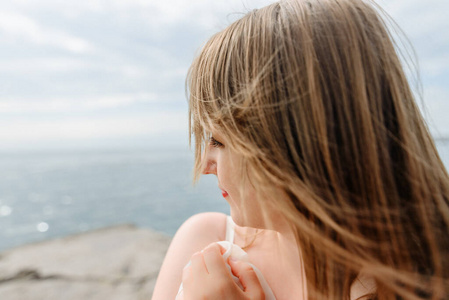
[0,147,229,252]
[0,141,448,252]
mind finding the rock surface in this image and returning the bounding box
[0,225,171,299]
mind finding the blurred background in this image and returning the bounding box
[0,0,448,253]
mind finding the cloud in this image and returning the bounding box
[420,54,449,78]
[0,10,93,53]
[422,86,449,137]
[0,0,447,150]
[3,0,273,35]
[0,93,158,113]
[380,0,449,38]
[0,57,158,80]
[0,58,95,73]
[378,0,449,75]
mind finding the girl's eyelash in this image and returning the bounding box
[209,136,223,147]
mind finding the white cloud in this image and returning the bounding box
[420,54,449,78]
[2,0,273,33]
[0,0,447,149]
[380,0,449,37]
[0,93,158,113]
[0,58,94,73]
[422,86,449,138]
[0,10,93,53]
[0,57,152,78]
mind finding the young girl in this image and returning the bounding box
[152,0,449,299]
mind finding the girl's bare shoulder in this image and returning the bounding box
[151,212,227,300]
[178,212,227,242]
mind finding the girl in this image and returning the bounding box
[152,0,449,299]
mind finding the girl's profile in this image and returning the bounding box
[152,0,449,299]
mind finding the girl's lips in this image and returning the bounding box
[221,190,229,198]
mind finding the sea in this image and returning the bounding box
[1,141,448,253]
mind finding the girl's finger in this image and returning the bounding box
[229,259,265,299]
[202,243,229,277]
[190,251,208,277]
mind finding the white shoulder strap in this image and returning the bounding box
[225,215,235,243]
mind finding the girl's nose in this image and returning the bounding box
[202,151,217,175]
[202,159,217,175]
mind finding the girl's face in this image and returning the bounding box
[202,130,262,227]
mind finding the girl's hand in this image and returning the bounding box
[181,243,265,300]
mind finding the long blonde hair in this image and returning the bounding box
[188,0,449,299]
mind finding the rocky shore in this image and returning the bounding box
[0,225,171,299]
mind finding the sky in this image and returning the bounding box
[0,0,448,150]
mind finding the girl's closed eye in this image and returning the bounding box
[209,136,224,148]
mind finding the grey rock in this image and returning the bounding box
[0,225,171,299]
